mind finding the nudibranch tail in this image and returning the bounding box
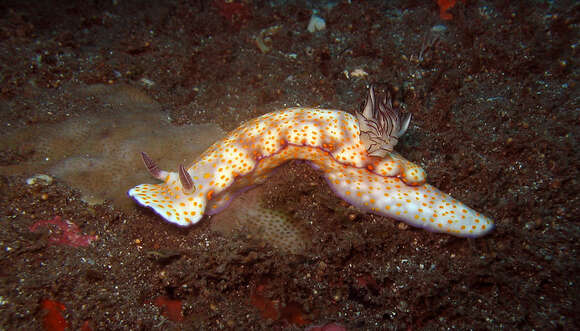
[356,85,411,158]
[321,164,494,237]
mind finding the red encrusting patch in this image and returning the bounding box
[250,284,279,320]
[212,0,252,27]
[249,283,310,326]
[29,216,97,248]
[151,296,183,322]
[437,0,466,20]
[80,320,93,331]
[41,299,68,331]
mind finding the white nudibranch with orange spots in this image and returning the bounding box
[129,85,494,237]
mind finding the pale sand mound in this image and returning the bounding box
[0,84,224,210]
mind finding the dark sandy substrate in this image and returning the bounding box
[0,0,578,329]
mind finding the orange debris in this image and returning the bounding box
[152,296,183,322]
[41,299,68,331]
[437,0,466,20]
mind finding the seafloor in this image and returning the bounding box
[0,0,578,330]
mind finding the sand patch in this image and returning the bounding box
[0,84,224,210]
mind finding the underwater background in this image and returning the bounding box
[0,0,578,329]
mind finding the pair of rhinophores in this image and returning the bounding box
[129,85,494,237]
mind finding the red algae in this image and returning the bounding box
[250,284,279,320]
[151,296,183,322]
[41,299,68,331]
[29,216,96,248]
[212,0,252,27]
[250,283,310,326]
[437,0,465,20]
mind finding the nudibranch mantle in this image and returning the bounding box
[129,87,494,237]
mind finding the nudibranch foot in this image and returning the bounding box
[206,185,257,216]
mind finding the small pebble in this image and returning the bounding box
[307,14,326,33]
[26,174,53,186]
[431,24,448,33]
[139,78,155,88]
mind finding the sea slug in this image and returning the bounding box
[129,86,494,237]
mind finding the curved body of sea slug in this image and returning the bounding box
[128,86,494,237]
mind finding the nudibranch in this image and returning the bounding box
[129,86,494,237]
